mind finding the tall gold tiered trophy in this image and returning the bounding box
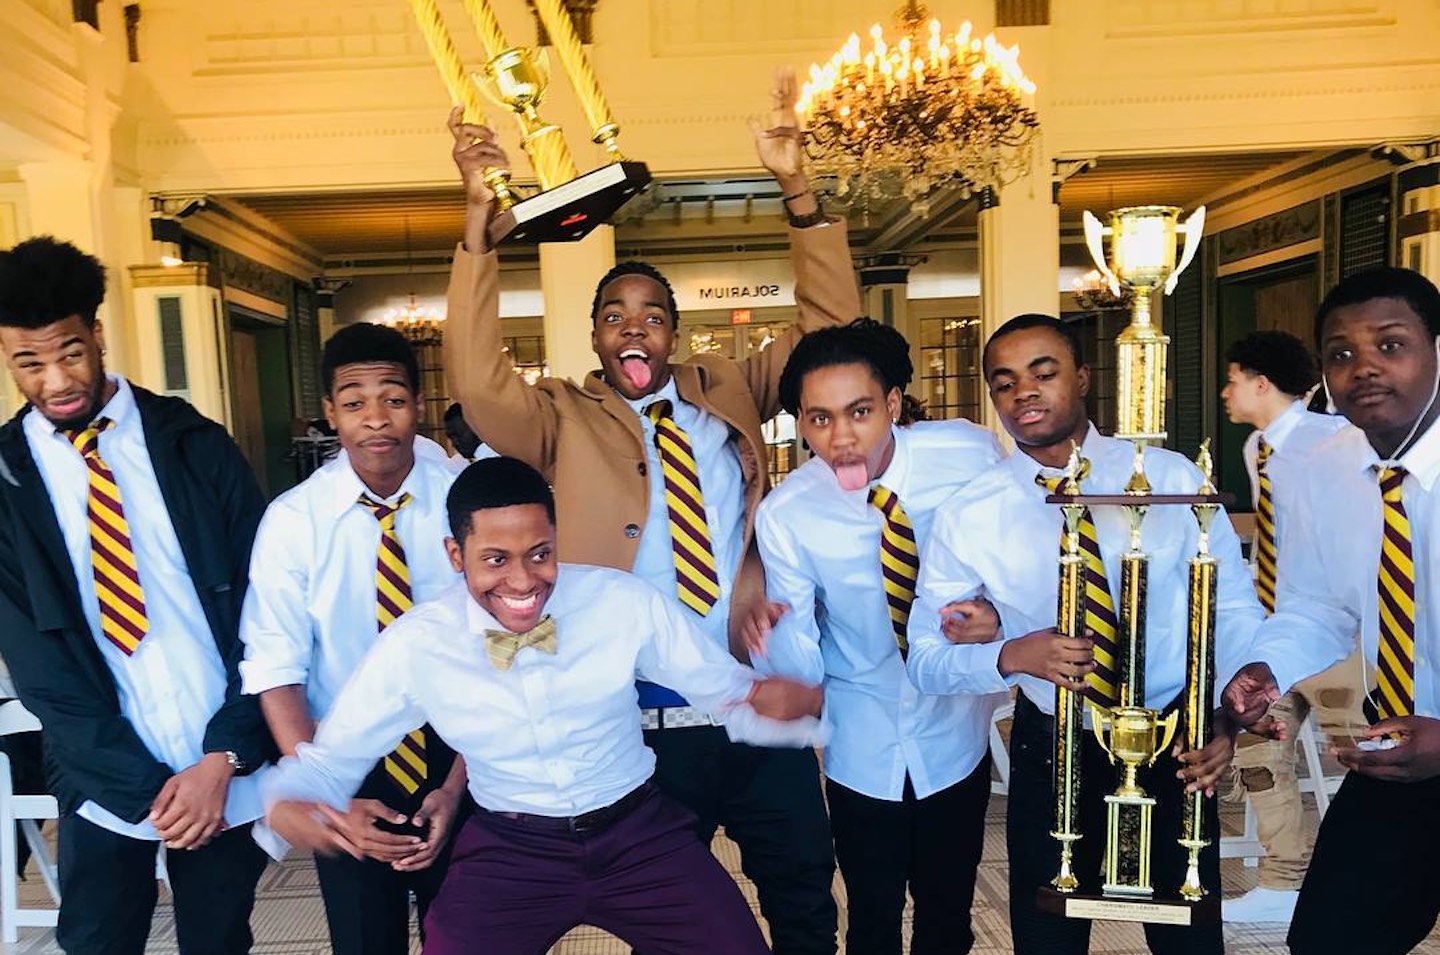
[1039,205,1227,926]
[406,0,650,244]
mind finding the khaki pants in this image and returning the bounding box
[1230,651,1365,889]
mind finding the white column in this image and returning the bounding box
[977,179,1061,429]
[128,263,230,427]
[539,225,615,383]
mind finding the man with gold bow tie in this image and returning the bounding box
[263,457,825,955]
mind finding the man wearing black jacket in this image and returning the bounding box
[0,236,275,955]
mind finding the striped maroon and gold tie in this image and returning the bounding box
[868,485,918,657]
[1375,466,1416,721]
[1254,438,1278,613]
[67,418,148,655]
[646,400,721,617]
[1040,474,1120,707]
[359,494,428,797]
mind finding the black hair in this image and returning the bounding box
[589,261,680,328]
[982,313,1085,377]
[1225,330,1319,398]
[321,322,421,395]
[446,456,556,543]
[1315,267,1440,343]
[0,236,106,329]
[443,402,482,460]
[778,318,912,416]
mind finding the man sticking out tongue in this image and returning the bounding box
[443,68,859,955]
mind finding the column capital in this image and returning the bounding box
[856,252,926,288]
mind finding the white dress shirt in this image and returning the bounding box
[261,566,823,817]
[1258,422,1440,716]
[1242,400,1350,514]
[624,378,746,703]
[239,451,461,720]
[24,376,265,839]
[755,420,1003,799]
[907,425,1265,716]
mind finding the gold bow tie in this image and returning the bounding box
[485,616,558,671]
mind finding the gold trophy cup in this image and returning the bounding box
[1091,704,1179,897]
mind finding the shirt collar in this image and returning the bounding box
[327,452,426,523]
[1258,400,1306,453]
[27,374,135,441]
[463,564,571,634]
[863,425,910,501]
[623,377,681,419]
[1375,416,1440,491]
[1008,421,1106,489]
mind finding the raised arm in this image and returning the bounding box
[443,110,561,472]
[741,70,860,421]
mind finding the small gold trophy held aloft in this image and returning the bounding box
[1039,205,1228,926]
[407,0,651,245]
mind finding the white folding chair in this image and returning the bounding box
[989,699,1014,796]
[0,700,59,942]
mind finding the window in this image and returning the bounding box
[919,316,982,421]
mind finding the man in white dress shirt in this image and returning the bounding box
[0,236,273,955]
[1226,268,1440,955]
[907,314,1264,955]
[241,323,468,955]
[750,319,1002,954]
[1218,330,1350,923]
[263,456,825,955]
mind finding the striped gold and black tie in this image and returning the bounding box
[868,485,918,657]
[1254,438,1278,613]
[1375,466,1416,721]
[67,418,148,655]
[646,400,721,617]
[1040,474,1120,707]
[359,493,428,797]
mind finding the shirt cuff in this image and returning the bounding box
[238,659,308,697]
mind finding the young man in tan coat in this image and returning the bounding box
[442,74,855,955]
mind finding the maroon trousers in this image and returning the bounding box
[423,787,771,955]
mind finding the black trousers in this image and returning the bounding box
[55,813,269,955]
[826,756,991,955]
[313,763,466,955]
[643,724,838,955]
[1007,692,1222,955]
[1289,769,1440,955]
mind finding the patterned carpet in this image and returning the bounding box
[5,783,1438,953]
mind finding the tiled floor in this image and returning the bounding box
[5,790,1438,953]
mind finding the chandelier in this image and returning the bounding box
[797,0,1039,210]
[381,293,445,345]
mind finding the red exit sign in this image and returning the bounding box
[731,309,752,325]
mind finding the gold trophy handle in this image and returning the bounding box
[1150,710,1180,768]
[1088,701,1115,764]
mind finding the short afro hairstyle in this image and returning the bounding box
[446,456,556,544]
[982,313,1085,377]
[0,236,106,329]
[321,322,420,395]
[589,261,679,328]
[778,318,912,416]
[1225,331,1319,398]
[1316,267,1440,344]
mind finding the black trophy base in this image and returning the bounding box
[489,161,652,245]
[1037,887,1221,926]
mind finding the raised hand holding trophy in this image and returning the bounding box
[408,0,650,245]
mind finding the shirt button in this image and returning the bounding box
[625,523,640,539]
[637,462,647,477]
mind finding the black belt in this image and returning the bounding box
[482,783,652,834]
